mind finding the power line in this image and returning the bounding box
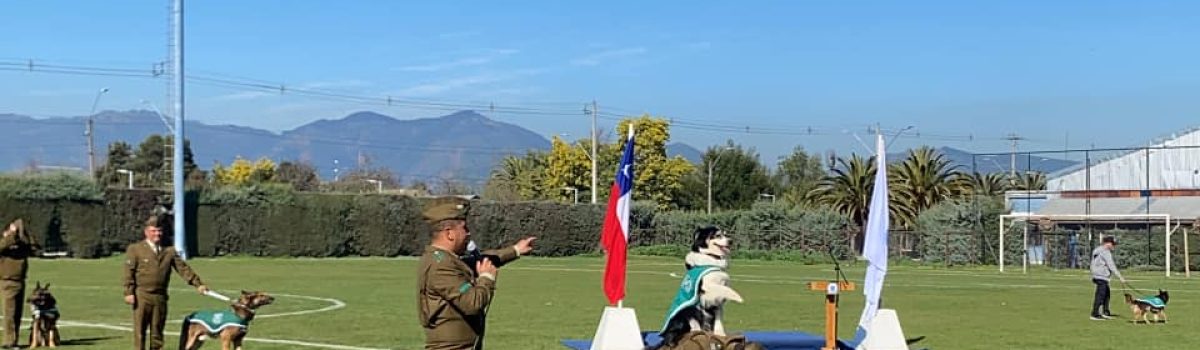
[3,57,995,142]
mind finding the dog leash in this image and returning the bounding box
[204,290,232,302]
[1120,280,1150,296]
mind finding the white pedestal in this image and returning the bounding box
[857,309,909,350]
[589,306,644,350]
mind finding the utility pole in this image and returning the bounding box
[590,100,598,204]
[87,118,95,180]
[1005,133,1024,179]
[87,88,109,181]
[706,147,733,214]
[707,161,714,214]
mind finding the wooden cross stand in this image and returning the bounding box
[808,280,855,350]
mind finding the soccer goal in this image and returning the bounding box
[999,214,1191,277]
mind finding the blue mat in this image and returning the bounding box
[561,331,853,350]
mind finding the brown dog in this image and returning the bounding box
[1124,290,1169,324]
[178,291,274,350]
[27,282,59,348]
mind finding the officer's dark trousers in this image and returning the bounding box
[0,279,24,347]
[133,292,168,350]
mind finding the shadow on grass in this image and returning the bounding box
[57,336,121,346]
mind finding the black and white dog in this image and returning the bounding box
[657,226,745,348]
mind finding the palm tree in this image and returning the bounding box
[889,147,958,228]
[953,171,1010,197]
[486,151,548,200]
[812,154,876,229]
[1012,171,1047,191]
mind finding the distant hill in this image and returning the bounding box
[0,110,550,183]
[0,110,1072,185]
[667,142,703,163]
[886,146,1077,174]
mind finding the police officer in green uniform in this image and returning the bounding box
[122,215,210,350]
[416,197,536,350]
[0,219,33,350]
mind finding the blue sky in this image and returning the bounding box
[3,0,1199,164]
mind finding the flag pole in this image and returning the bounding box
[590,122,642,350]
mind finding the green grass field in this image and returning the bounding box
[13,255,1199,349]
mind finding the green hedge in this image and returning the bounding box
[635,202,853,258]
[0,175,868,259]
[0,188,165,258]
[0,173,103,201]
[0,178,610,258]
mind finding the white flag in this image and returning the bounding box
[854,133,890,344]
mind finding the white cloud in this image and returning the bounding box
[213,91,277,101]
[438,31,481,39]
[26,89,91,97]
[395,49,519,72]
[570,47,648,66]
[210,80,372,101]
[298,80,372,90]
[391,68,545,97]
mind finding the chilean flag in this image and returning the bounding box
[601,126,635,306]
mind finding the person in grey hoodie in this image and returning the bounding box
[1090,236,1125,320]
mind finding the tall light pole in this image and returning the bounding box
[563,187,579,204]
[141,99,175,132]
[171,0,187,259]
[979,156,1006,175]
[86,87,110,181]
[365,179,383,193]
[116,169,134,189]
[707,147,734,214]
[333,159,340,181]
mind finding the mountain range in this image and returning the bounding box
[0,110,708,184]
[886,146,1078,174]
[0,110,1075,185]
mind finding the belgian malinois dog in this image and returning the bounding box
[178,291,275,350]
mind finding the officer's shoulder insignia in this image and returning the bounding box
[433,250,444,263]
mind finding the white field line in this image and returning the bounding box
[55,320,393,350]
[508,265,1200,294]
[6,285,393,350]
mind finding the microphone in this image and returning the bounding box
[462,240,504,275]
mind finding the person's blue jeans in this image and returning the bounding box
[1091,279,1111,317]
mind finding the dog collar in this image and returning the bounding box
[232,303,256,316]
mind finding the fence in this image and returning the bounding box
[973,140,1200,272]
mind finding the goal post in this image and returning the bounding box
[999,214,1182,277]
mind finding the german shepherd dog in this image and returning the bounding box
[27,282,59,348]
[1124,290,1169,324]
[654,227,746,349]
[178,291,274,350]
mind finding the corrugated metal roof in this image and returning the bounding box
[1048,126,1200,180]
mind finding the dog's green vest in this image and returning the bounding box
[660,265,723,332]
[188,309,248,333]
[1137,296,1166,309]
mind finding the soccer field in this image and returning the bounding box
[15,256,1198,349]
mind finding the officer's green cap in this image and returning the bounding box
[145,215,164,228]
[423,197,470,224]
